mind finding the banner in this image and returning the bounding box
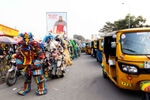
[46,12,67,37]
[0,24,19,37]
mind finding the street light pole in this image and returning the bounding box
[122,3,130,28]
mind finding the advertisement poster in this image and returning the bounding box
[46,12,67,37]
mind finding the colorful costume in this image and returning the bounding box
[70,40,77,58]
[14,32,47,96]
[42,34,57,79]
[56,34,73,66]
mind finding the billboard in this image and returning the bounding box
[46,12,67,36]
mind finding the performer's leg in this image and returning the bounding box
[33,74,47,95]
[16,59,31,96]
[33,59,47,95]
[17,73,32,96]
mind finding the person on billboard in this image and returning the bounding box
[52,16,67,34]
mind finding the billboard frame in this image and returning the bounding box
[46,12,68,37]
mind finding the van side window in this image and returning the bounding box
[110,37,116,56]
[104,36,116,63]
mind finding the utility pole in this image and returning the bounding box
[122,3,131,28]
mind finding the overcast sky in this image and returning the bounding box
[0,0,150,39]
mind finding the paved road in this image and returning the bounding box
[0,54,141,100]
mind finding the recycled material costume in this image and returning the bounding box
[13,32,47,96]
[70,40,77,58]
[56,34,73,66]
[42,34,59,79]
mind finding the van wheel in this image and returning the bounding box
[142,92,150,100]
[97,58,99,62]
[102,69,108,78]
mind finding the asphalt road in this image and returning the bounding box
[0,53,141,100]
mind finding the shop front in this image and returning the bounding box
[0,24,19,37]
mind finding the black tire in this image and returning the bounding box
[60,74,64,78]
[5,71,17,86]
[91,49,93,56]
[97,57,99,62]
[57,69,64,78]
[48,70,53,79]
[142,92,150,100]
[102,69,108,79]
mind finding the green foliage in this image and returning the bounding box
[99,14,150,33]
[73,34,85,41]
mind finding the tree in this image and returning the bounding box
[99,21,116,33]
[73,34,85,41]
[85,39,91,43]
[99,14,150,33]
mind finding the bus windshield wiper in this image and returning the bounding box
[122,48,136,53]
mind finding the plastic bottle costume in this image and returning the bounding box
[70,39,77,58]
[55,34,73,66]
[42,34,58,79]
[75,40,81,57]
[42,34,58,52]
[13,32,47,96]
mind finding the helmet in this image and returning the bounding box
[28,32,33,40]
[19,32,33,45]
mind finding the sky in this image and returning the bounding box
[0,0,150,39]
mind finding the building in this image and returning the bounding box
[0,24,19,37]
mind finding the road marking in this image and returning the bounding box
[13,88,17,90]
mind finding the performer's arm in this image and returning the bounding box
[33,42,45,60]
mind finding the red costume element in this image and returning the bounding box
[15,32,47,96]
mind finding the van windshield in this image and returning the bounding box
[101,39,104,48]
[120,32,150,55]
[82,42,86,47]
[94,42,97,46]
[87,43,91,46]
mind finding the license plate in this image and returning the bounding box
[144,61,150,68]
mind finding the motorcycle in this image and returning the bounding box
[5,59,22,86]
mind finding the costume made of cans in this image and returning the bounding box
[14,32,47,96]
[42,34,59,78]
[70,40,77,58]
[55,34,73,66]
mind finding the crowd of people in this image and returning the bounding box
[0,43,16,82]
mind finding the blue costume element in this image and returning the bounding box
[39,43,45,52]
[41,33,54,43]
